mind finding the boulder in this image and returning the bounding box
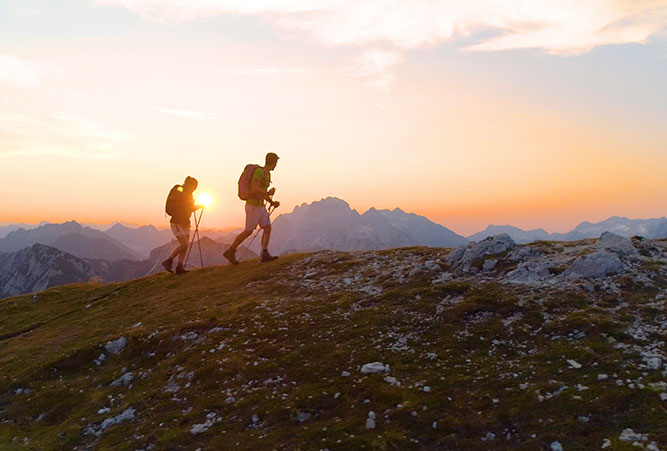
[563,251,626,279]
[446,234,516,273]
[595,232,638,257]
[507,261,553,284]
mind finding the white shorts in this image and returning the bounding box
[170,223,190,240]
[245,204,271,231]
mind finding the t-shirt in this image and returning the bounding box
[246,167,270,207]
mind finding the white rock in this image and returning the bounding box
[110,372,134,387]
[567,359,582,369]
[365,412,376,430]
[598,374,608,380]
[341,371,351,377]
[660,393,667,401]
[619,428,647,442]
[551,441,563,451]
[105,337,127,355]
[601,438,612,448]
[384,376,400,386]
[360,362,389,374]
[423,386,431,393]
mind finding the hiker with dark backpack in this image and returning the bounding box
[162,176,203,275]
[223,152,280,264]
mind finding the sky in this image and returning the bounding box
[1,0,666,235]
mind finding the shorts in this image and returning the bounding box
[245,203,271,231]
[170,223,190,240]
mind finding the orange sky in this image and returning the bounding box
[1,0,666,235]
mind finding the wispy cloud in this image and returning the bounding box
[220,67,311,77]
[0,53,55,88]
[96,0,667,88]
[0,112,129,159]
[346,49,403,91]
[149,105,220,120]
[96,0,667,54]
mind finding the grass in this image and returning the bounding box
[0,248,665,450]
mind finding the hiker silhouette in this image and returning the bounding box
[224,152,280,264]
[162,176,203,274]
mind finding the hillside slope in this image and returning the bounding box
[0,235,666,450]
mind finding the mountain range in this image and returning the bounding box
[468,216,667,244]
[2,197,667,298]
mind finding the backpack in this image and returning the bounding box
[238,164,262,200]
[165,184,185,216]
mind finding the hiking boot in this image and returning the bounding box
[161,258,173,273]
[174,264,188,275]
[223,248,239,265]
[260,250,278,263]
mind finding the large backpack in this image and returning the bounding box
[165,184,185,216]
[238,164,261,200]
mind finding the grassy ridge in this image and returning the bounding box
[0,249,665,450]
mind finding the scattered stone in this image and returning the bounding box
[384,376,400,386]
[365,412,376,430]
[481,432,496,441]
[341,371,351,377]
[598,374,608,381]
[619,428,648,442]
[110,372,134,387]
[550,441,563,451]
[224,396,236,404]
[567,359,582,369]
[423,386,431,393]
[360,362,389,374]
[296,411,311,423]
[104,337,127,355]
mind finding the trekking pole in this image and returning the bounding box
[185,208,205,269]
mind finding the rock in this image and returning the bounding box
[296,411,311,422]
[448,234,516,273]
[408,267,422,278]
[341,371,351,377]
[619,428,647,442]
[360,362,390,374]
[507,261,552,284]
[99,407,136,433]
[384,376,400,386]
[224,396,236,404]
[596,232,638,257]
[445,246,466,264]
[482,259,497,272]
[110,372,134,387]
[563,251,626,279]
[104,337,127,355]
[550,441,563,451]
[365,411,376,430]
[567,359,582,369]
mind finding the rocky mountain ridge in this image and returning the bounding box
[0,234,665,449]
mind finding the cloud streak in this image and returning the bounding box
[96,0,667,55]
[95,0,667,91]
[0,112,129,159]
[149,106,221,120]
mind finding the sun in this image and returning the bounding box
[197,192,213,208]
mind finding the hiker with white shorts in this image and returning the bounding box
[224,152,280,264]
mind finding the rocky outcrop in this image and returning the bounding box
[446,234,516,273]
[0,244,96,298]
